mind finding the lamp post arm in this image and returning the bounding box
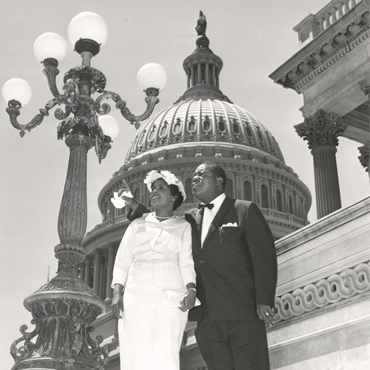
[94,88,160,129]
[6,98,59,138]
[93,91,114,115]
[43,65,62,98]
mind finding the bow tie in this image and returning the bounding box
[198,203,214,210]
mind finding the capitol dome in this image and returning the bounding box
[125,98,285,165]
[83,29,312,256]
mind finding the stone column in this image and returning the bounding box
[197,63,202,85]
[79,262,85,281]
[100,259,107,299]
[295,109,347,219]
[191,65,195,86]
[358,143,369,178]
[205,63,210,84]
[93,252,101,295]
[84,256,91,285]
[106,245,115,299]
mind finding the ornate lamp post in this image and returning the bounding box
[2,11,167,370]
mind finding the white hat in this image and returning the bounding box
[144,170,186,201]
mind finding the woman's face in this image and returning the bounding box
[149,178,175,211]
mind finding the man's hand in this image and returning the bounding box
[256,304,275,326]
[180,288,197,312]
[111,284,124,319]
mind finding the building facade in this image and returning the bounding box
[266,0,370,369]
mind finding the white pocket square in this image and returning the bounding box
[221,222,238,228]
[111,191,133,209]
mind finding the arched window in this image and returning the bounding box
[276,189,283,211]
[173,118,181,134]
[261,184,268,208]
[289,194,294,215]
[225,179,233,198]
[188,116,196,132]
[184,178,194,203]
[245,124,253,137]
[297,200,302,218]
[218,117,226,132]
[160,122,167,137]
[203,116,211,131]
[148,129,156,141]
[244,181,252,201]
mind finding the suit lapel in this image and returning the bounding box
[195,209,203,235]
[202,196,233,247]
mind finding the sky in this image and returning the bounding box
[0,0,368,367]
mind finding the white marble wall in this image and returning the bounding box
[268,196,370,369]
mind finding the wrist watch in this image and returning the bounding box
[188,287,197,293]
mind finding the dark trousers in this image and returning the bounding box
[195,316,270,370]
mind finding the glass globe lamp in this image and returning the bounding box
[33,32,67,66]
[98,115,119,140]
[137,63,167,92]
[2,78,32,106]
[68,12,108,55]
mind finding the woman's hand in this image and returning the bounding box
[179,288,197,312]
[111,284,124,319]
[117,187,139,211]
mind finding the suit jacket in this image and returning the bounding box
[127,196,277,323]
[188,196,277,322]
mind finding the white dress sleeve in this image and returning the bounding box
[178,222,196,286]
[111,221,136,288]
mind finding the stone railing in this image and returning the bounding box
[274,261,370,323]
[294,0,362,46]
[181,261,370,349]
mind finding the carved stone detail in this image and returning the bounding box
[295,109,347,149]
[358,143,370,172]
[275,12,370,92]
[274,261,370,323]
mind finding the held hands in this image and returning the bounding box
[256,304,276,327]
[179,288,197,312]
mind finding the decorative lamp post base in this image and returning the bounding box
[11,275,107,370]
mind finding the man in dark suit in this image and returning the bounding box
[188,161,277,370]
[123,161,277,370]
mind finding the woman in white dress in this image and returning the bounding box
[111,170,197,370]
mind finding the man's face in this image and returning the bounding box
[192,164,221,203]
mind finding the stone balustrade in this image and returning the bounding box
[294,0,362,46]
